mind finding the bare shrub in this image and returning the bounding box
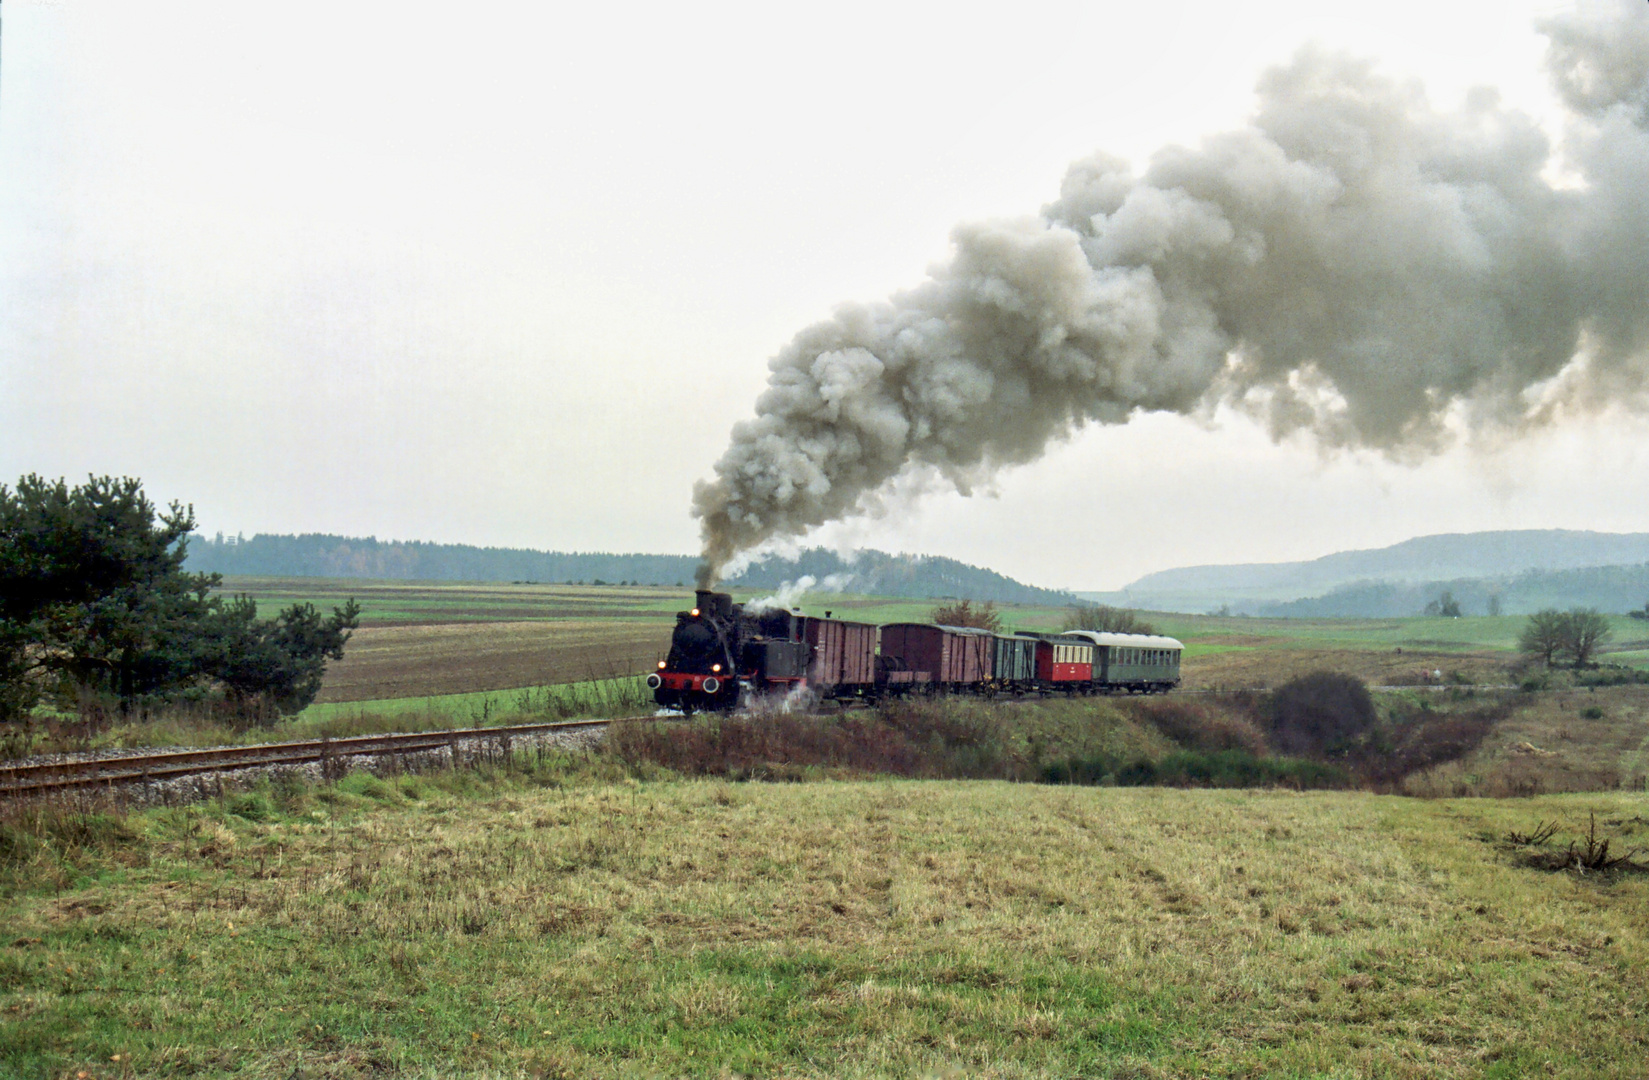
[1268,672,1377,758]
[1505,820,1559,847]
[1061,605,1155,634]
[929,600,1002,632]
[1523,812,1646,872]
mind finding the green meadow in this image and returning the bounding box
[4,761,1646,1079]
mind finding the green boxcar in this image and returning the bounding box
[994,634,1037,684]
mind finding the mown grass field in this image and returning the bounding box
[4,762,1646,1079]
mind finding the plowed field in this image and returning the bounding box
[221,578,680,702]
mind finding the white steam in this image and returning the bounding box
[744,572,857,613]
[694,2,1649,586]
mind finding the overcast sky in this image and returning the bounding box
[4,0,1644,590]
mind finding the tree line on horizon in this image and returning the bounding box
[185,533,1076,605]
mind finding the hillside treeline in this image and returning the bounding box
[185,534,1074,605]
[189,533,696,587]
[729,548,1075,605]
[1258,564,1649,618]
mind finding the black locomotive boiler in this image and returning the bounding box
[646,589,867,714]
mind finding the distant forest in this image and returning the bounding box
[1257,564,1649,618]
[185,534,1074,605]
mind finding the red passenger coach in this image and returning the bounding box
[1031,636,1094,684]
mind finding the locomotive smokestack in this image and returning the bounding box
[694,589,734,619]
[692,1,1649,585]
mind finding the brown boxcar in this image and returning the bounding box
[880,623,993,685]
[802,617,878,690]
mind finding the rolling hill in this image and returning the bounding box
[1088,530,1649,615]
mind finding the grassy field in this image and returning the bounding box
[9,585,1649,1077]
[1403,684,1649,797]
[3,761,1646,1079]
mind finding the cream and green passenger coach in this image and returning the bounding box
[1058,630,1184,693]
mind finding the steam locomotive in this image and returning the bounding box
[645,589,1183,713]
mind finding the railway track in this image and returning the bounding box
[0,718,613,798]
[2,681,1526,797]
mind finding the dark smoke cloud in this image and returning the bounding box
[694,1,1649,587]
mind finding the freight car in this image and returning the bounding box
[647,589,1183,712]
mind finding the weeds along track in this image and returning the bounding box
[0,719,614,798]
[0,680,1531,799]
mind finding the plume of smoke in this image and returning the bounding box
[745,575,817,613]
[694,1,1649,586]
[744,571,857,613]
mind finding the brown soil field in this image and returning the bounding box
[219,577,687,627]
[313,619,674,703]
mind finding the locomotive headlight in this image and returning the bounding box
[690,608,700,617]
[646,673,662,689]
[657,661,667,669]
[711,663,722,673]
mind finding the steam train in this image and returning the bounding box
[646,589,1183,713]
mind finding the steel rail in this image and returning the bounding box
[0,718,613,797]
